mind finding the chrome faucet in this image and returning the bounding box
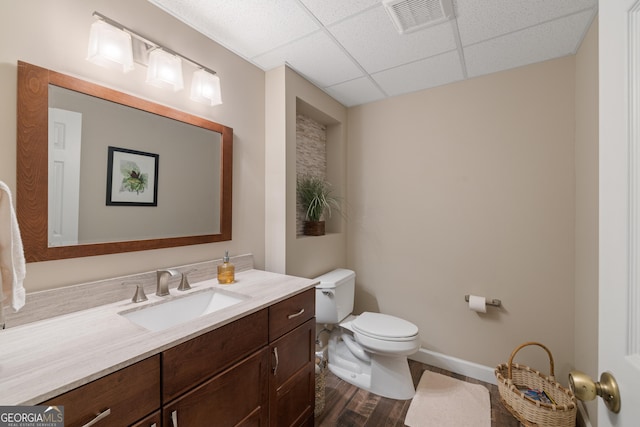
[156,269,180,296]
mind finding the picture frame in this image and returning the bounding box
[106,146,159,206]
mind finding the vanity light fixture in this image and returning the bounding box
[88,12,222,105]
[86,19,134,72]
[190,68,223,106]
[146,48,184,91]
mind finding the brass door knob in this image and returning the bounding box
[568,370,621,413]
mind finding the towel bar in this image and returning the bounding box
[464,295,502,308]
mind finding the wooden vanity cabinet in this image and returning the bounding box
[39,288,315,427]
[268,289,315,427]
[163,290,316,427]
[42,355,160,427]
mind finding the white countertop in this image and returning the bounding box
[0,269,317,405]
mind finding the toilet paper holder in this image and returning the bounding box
[464,295,502,308]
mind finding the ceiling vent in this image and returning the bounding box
[383,0,454,34]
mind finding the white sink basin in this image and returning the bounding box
[120,289,246,332]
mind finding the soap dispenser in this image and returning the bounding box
[217,251,235,284]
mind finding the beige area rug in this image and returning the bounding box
[404,371,491,427]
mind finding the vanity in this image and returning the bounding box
[0,263,317,427]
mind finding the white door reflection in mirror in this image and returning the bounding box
[48,108,81,247]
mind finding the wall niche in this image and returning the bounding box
[295,98,343,237]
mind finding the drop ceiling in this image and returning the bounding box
[148,0,598,107]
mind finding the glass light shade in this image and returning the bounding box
[190,69,223,106]
[86,20,134,72]
[146,49,184,91]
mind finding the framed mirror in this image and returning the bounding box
[17,61,232,262]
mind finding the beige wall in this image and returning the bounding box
[574,18,599,424]
[347,57,577,381]
[0,0,265,291]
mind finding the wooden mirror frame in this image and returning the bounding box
[17,61,232,262]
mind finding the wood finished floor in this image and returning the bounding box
[314,360,521,427]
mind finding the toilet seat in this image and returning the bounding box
[352,312,418,342]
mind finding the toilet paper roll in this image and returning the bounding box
[468,295,487,313]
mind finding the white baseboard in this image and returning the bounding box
[409,348,497,385]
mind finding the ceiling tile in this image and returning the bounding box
[464,9,595,78]
[148,0,598,107]
[324,77,386,107]
[456,0,597,46]
[148,0,320,58]
[299,0,380,26]
[328,5,457,74]
[253,31,364,88]
[372,51,464,97]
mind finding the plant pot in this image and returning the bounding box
[304,221,325,236]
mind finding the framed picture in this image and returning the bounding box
[106,146,159,206]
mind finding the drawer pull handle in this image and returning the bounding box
[171,410,178,427]
[287,308,305,319]
[81,408,111,427]
[272,346,279,375]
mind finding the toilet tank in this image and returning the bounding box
[314,268,355,324]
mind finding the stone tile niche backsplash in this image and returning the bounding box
[296,113,327,235]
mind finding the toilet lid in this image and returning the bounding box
[352,312,418,340]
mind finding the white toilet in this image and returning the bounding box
[315,268,420,400]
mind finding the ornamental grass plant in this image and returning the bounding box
[296,175,341,222]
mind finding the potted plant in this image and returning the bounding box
[297,175,341,236]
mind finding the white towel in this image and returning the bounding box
[0,181,26,313]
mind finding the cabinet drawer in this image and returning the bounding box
[269,289,315,340]
[162,309,268,403]
[42,355,160,427]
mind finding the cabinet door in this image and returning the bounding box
[163,348,269,427]
[269,318,315,427]
[131,410,161,427]
[42,355,160,427]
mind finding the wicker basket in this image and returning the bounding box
[314,352,327,416]
[495,342,577,427]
